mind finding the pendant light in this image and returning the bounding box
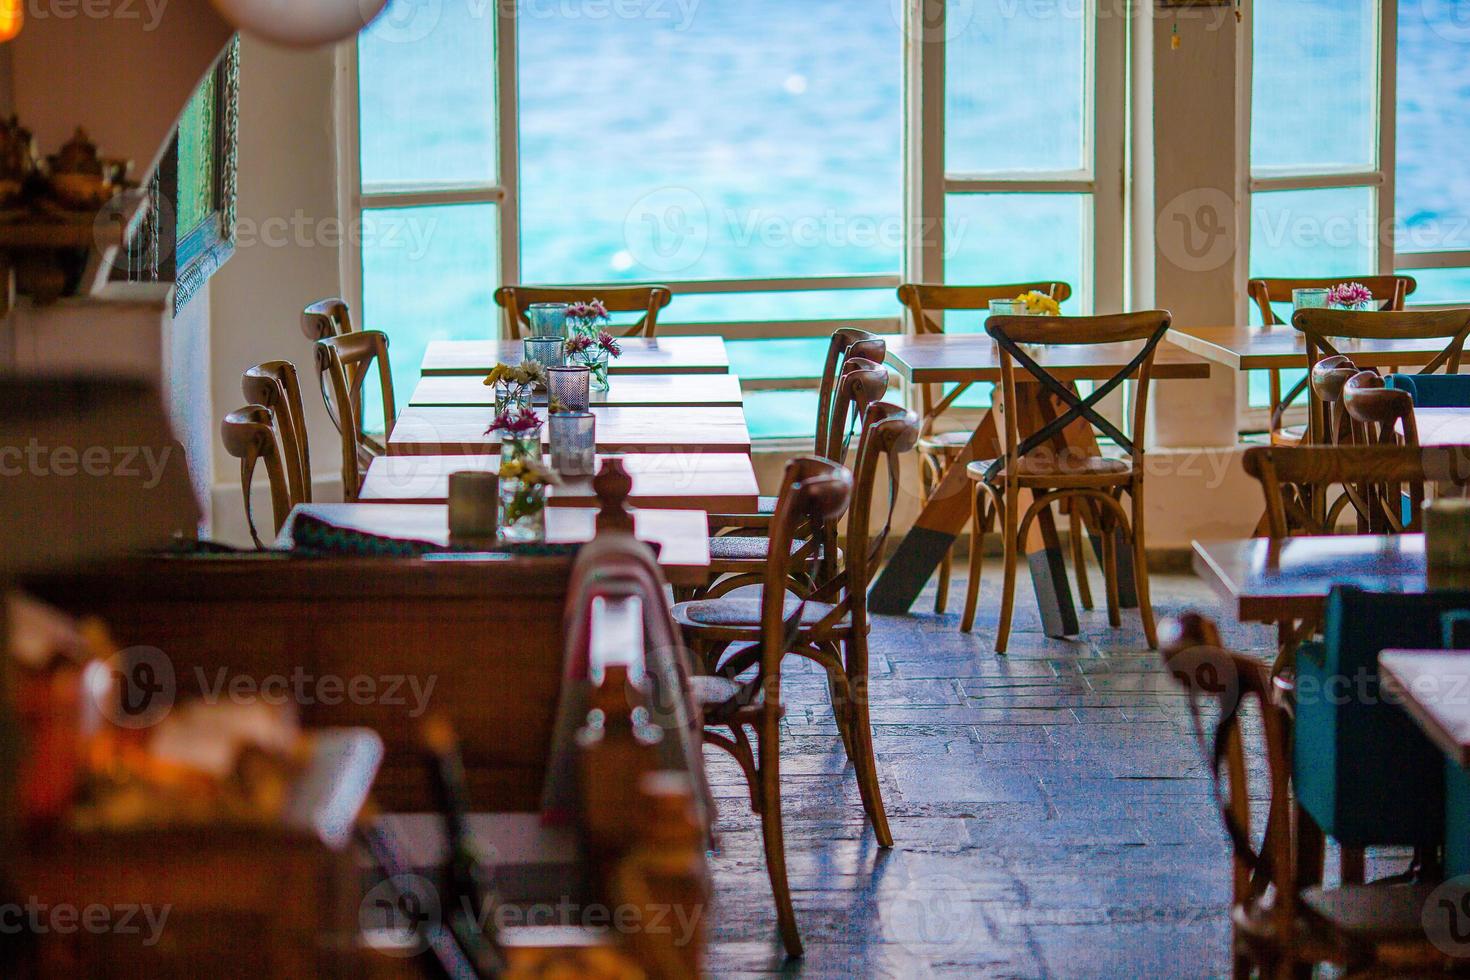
[209,0,391,48]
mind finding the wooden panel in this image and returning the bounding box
[1171,324,1454,371]
[361,452,759,511]
[409,372,745,408]
[420,336,730,376]
[1380,650,1470,768]
[387,405,752,456]
[1190,534,1428,623]
[882,335,1211,383]
[280,503,712,587]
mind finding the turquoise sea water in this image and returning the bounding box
[358,0,1470,437]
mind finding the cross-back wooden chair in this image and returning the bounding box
[1343,370,1418,450]
[673,406,917,958]
[1248,275,1416,447]
[898,281,1074,613]
[960,311,1170,652]
[242,361,312,506]
[1293,307,1470,444]
[494,285,673,339]
[1161,612,1459,978]
[300,297,355,342]
[692,357,890,601]
[315,331,397,501]
[221,405,291,549]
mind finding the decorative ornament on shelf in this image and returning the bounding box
[1014,291,1061,316]
[208,0,391,47]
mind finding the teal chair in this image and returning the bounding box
[1384,373,1470,408]
[1295,587,1470,848]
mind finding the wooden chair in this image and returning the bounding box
[220,405,291,549]
[1160,613,1458,978]
[1343,370,1418,449]
[696,357,890,600]
[300,297,354,342]
[898,281,1076,613]
[1292,307,1470,445]
[960,311,1169,653]
[494,284,672,339]
[1248,275,1416,446]
[242,361,312,505]
[315,331,396,501]
[674,407,916,957]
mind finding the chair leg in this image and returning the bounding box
[843,632,893,848]
[754,716,803,958]
[936,542,953,614]
[1340,846,1366,885]
[960,485,987,633]
[1068,503,1094,611]
[995,487,1021,655]
[824,655,855,762]
[1129,486,1158,649]
[1100,513,1122,628]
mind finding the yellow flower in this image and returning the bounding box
[1015,291,1060,316]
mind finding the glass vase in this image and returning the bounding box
[498,478,546,543]
[494,382,532,418]
[527,303,569,339]
[574,349,611,391]
[500,431,541,467]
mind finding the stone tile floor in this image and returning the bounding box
[699,565,1315,978]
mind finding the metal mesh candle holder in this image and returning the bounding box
[546,365,592,412]
[527,302,568,339]
[549,411,596,477]
[523,337,565,369]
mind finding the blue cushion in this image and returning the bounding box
[1447,760,1470,877]
[1384,374,1470,408]
[1294,586,1470,847]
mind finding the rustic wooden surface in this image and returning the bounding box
[409,371,745,408]
[882,335,1210,383]
[1170,324,1454,371]
[387,405,752,456]
[360,451,760,510]
[1380,650,1470,768]
[1410,407,1470,447]
[420,335,730,376]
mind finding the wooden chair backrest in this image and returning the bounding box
[1160,613,1297,944]
[220,405,291,549]
[812,328,886,459]
[1241,445,1470,537]
[315,331,396,500]
[841,402,920,636]
[1247,275,1415,326]
[1292,307,1470,376]
[987,311,1171,482]
[1343,370,1418,448]
[1308,355,1360,447]
[242,361,311,504]
[494,285,673,339]
[898,282,1072,429]
[301,297,354,342]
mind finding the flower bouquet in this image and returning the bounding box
[565,330,622,392]
[565,299,610,337]
[1326,282,1375,312]
[483,361,548,416]
[1014,291,1061,316]
[498,454,557,542]
[487,406,544,468]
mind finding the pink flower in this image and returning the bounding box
[566,300,610,323]
[1326,282,1375,309]
[597,331,622,357]
[565,333,594,355]
[487,407,543,436]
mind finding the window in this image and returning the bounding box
[347,1,1124,441]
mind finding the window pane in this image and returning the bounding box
[1249,187,1375,279]
[728,339,830,382]
[944,194,1089,316]
[1252,0,1377,174]
[745,391,821,442]
[362,204,498,428]
[1401,267,1470,305]
[517,1,901,283]
[946,4,1087,174]
[664,289,894,324]
[1395,2,1470,253]
[359,0,496,191]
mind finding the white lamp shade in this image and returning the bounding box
[209,0,390,47]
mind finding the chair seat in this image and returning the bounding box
[1270,424,1306,447]
[967,454,1132,487]
[709,535,806,562]
[673,595,851,642]
[1236,882,1446,964]
[688,673,778,725]
[918,430,971,455]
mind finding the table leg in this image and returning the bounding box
[1031,502,1079,637]
[1088,525,1139,609]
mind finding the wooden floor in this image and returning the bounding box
[701,564,1407,977]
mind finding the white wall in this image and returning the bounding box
[208,37,345,547]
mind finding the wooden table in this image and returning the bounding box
[1192,534,1428,623]
[420,336,730,377]
[409,372,745,408]
[1380,650,1470,768]
[1412,408,1470,448]
[360,452,760,511]
[279,503,711,587]
[1170,324,1454,371]
[387,405,752,456]
[868,335,1212,632]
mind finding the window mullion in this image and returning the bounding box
[496,0,520,325]
[1378,0,1398,275]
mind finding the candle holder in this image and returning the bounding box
[527,302,569,339]
[523,337,565,369]
[447,470,499,544]
[546,364,592,413]
[1292,287,1330,314]
[550,411,596,477]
